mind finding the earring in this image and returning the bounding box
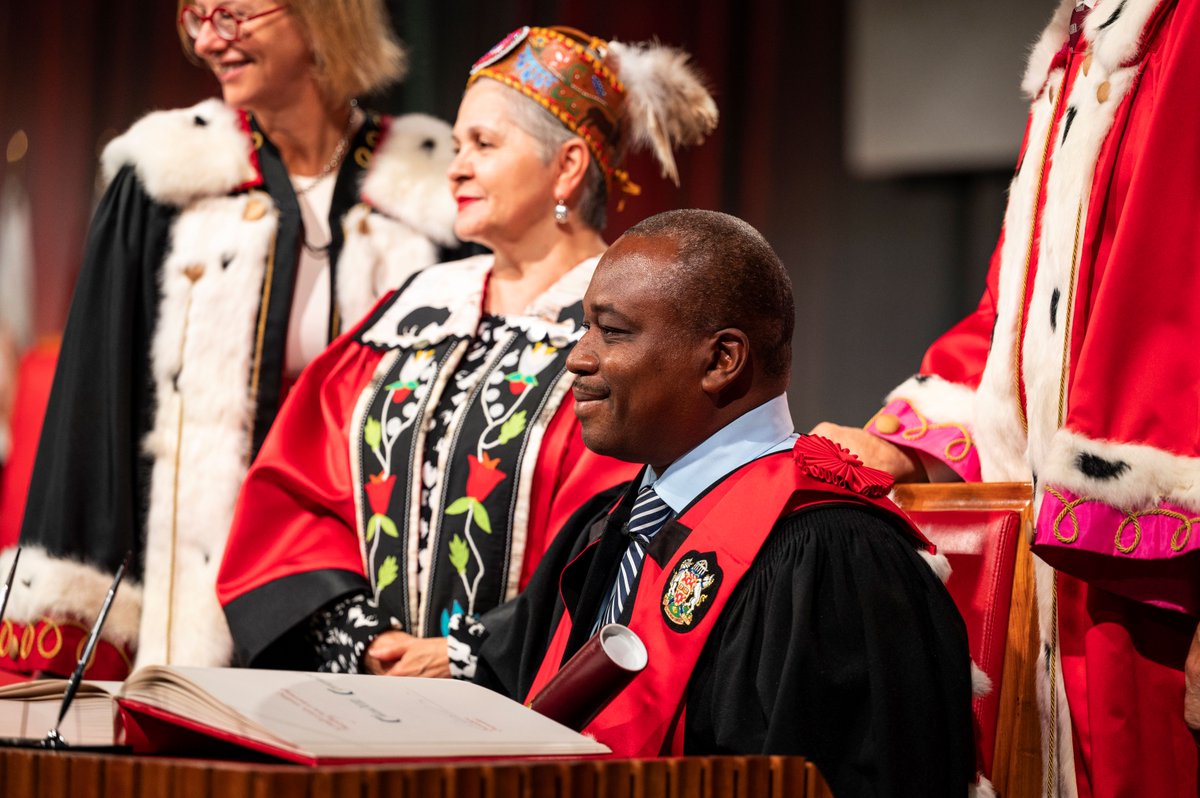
[554,199,569,225]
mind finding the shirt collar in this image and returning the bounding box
[644,394,797,514]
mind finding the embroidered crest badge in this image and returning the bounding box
[661,551,722,631]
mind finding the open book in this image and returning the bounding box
[0,667,609,763]
[0,678,123,747]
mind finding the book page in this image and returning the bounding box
[0,694,117,746]
[0,679,121,700]
[122,667,608,760]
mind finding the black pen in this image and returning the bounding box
[44,551,130,749]
[0,547,20,625]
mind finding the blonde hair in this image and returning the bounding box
[176,0,407,101]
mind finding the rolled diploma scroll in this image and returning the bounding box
[528,624,648,731]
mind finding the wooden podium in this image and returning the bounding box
[1,483,1045,798]
[0,749,833,798]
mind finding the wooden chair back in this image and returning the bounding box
[892,482,1042,798]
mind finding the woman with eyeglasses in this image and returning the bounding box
[216,26,718,678]
[5,1,457,679]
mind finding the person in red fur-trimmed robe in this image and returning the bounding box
[817,1,1200,794]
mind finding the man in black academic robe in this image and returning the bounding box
[397,209,976,795]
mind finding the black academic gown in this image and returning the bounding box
[471,481,976,797]
[19,114,467,582]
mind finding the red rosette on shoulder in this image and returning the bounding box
[792,434,894,497]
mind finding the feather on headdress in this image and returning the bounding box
[607,39,718,185]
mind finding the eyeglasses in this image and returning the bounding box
[180,5,286,43]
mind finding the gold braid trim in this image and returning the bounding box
[1043,486,1200,554]
[1056,201,1084,428]
[0,620,14,657]
[1045,485,1084,544]
[36,622,62,659]
[888,398,974,462]
[2,617,135,671]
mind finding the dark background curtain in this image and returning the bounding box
[0,0,1032,428]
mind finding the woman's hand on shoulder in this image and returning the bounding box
[809,422,927,483]
[365,631,451,678]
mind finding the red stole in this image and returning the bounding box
[524,447,930,757]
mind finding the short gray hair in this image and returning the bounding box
[500,86,609,231]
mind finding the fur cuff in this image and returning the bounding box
[1041,428,1200,513]
[885,374,976,427]
[101,99,256,207]
[0,546,142,645]
[362,113,458,246]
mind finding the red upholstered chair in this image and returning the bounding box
[892,482,1042,798]
[0,339,59,548]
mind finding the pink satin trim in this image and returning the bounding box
[868,399,982,482]
[1035,486,1200,616]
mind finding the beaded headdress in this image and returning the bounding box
[468,25,717,204]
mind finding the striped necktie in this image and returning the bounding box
[594,485,672,632]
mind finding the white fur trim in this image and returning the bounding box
[1042,429,1200,513]
[337,203,442,329]
[139,191,276,668]
[1035,558,1079,798]
[919,549,953,584]
[971,660,993,698]
[969,775,997,798]
[1023,60,1139,498]
[886,374,977,428]
[0,546,142,645]
[361,113,457,246]
[971,67,1060,483]
[1086,0,1165,73]
[1022,1,1074,98]
[1020,0,1162,98]
[101,99,256,207]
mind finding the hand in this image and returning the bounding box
[364,631,451,678]
[1185,621,1200,738]
[809,422,927,483]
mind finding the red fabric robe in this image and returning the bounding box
[865,1,1200,794]
[218,257,636,666]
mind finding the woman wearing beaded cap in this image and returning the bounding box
[5,0,458,679]
[217,25,719,676]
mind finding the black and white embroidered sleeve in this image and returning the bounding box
[308,592,395,673]
[446,611,489,679]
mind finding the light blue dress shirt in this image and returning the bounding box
[643,393,798,514]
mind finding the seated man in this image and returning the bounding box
[437,209,976,794]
